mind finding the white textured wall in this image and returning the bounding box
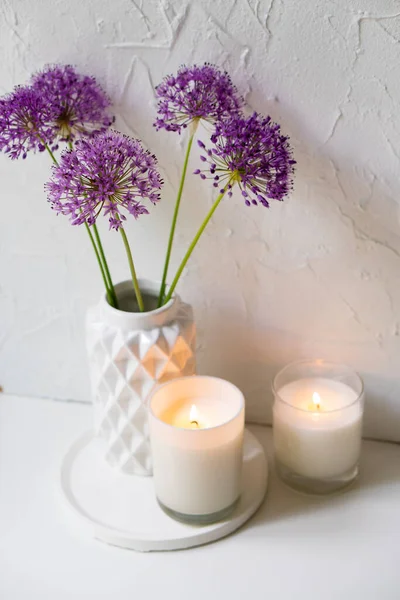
[1,0,400,441]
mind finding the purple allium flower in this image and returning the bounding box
[0,86,54,159]
[31,64,114,142]
[46,131,163,230]
[195,112,295,206]
[154,63,243,133]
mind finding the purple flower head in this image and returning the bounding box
[154,63,243,133]
[195,112,295,206]
[0,86,54,159]
[46,131,163,230]
[31,64,114,142]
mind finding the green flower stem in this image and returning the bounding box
[163,189,227,305]
[46,141,117,308]
[119,227,144,312]
[158,119,199,307]
[84,222,115,307]
[44,143,58,165]
[92,223,118,308]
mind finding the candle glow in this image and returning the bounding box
[312,392,321,410]
[190,404,199,428]
[149,376,245,522]
[273,364,364,491]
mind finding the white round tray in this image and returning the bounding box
[59,428,268,552]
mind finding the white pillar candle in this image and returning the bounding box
[149,376,244,523]
[272,361,364,493]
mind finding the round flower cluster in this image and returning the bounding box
[194,112,295,206]
[0,86,53,159]
[32,64,114,142]
[46,131,163,230]
[154,63,243,133]
[0,64,113,159]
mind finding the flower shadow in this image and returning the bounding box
[192,93,400,443]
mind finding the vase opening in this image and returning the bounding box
[110,286,160,313]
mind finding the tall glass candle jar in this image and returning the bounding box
[272,360,365,494]
[149,376,245,524]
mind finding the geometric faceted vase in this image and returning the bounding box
[86,279,196,476]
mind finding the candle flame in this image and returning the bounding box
[190,404,199,427]
[312,392,321,410]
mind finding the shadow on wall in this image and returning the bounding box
[100,62,400,449]
[197,314,400,443]
[192,95,400,444]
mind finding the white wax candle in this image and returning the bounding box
[273,377,363,479]
[149,377,244,518]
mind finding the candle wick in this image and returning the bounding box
[312,392,321,411]
[190,420,199,428]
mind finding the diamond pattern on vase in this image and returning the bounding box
[86,298,196,476]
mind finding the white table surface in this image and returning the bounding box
[0,394,399,600]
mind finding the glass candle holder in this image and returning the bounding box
[272,360,365,495]
[149,376,245,524]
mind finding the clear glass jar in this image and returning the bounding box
[272,360,365,494]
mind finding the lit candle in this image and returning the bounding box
[189,404,199,428]
[149,376,245,524]
[311,392,321,411]
[272,360,365,494]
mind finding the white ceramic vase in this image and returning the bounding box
[86,279,196,476]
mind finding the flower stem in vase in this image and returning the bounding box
[46,142,117,308]
[163,189,227,304]
[119,227,144,312]
[158,119,199,307]
[84,222,116,307]
[92,223,118,308]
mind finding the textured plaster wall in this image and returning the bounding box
[1,0,400,441]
